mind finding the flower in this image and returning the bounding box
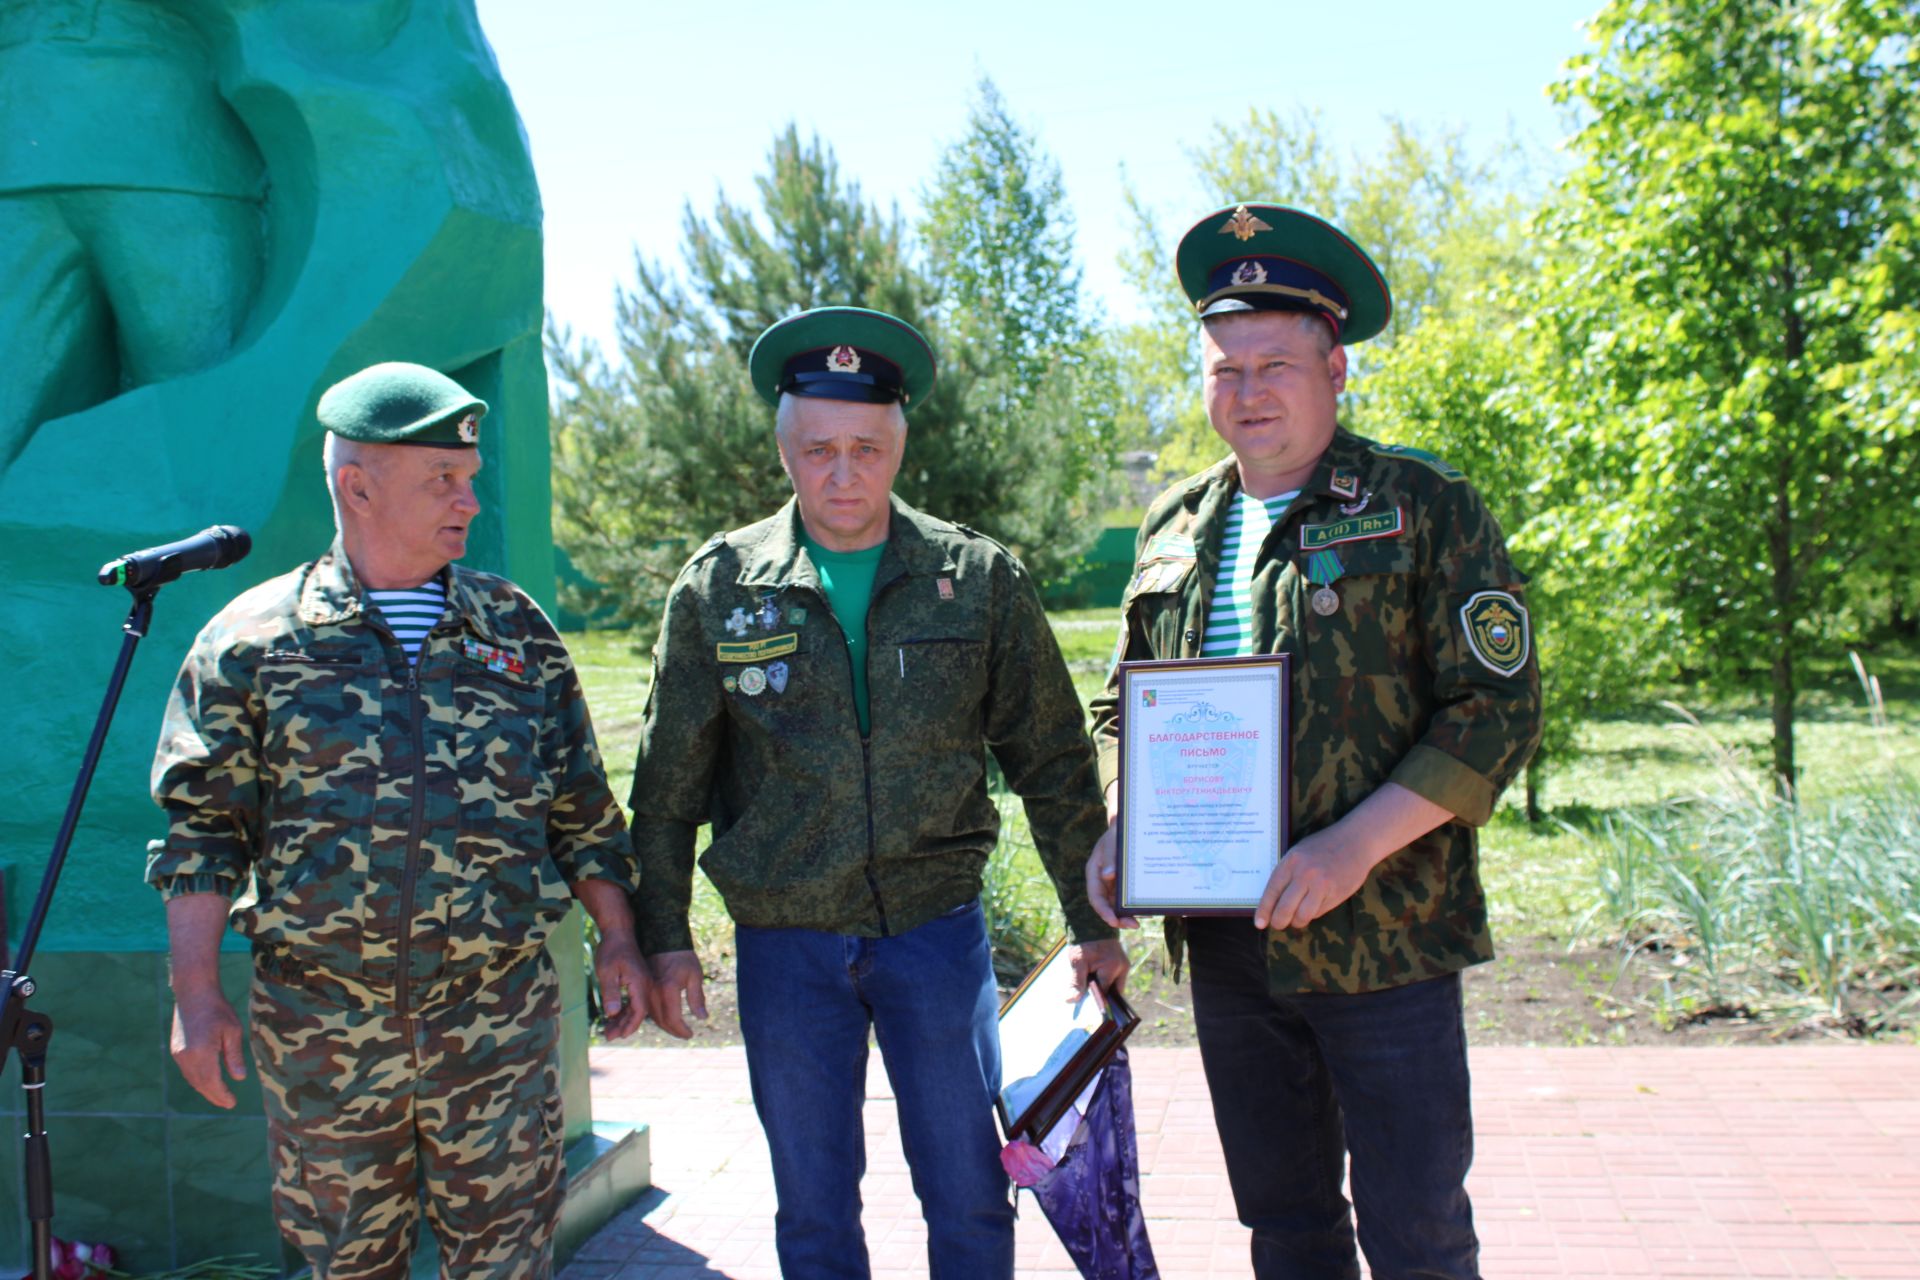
[999,1137,1057,1187]
[48,1236,116,1279]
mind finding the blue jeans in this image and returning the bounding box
[735,899,1014,1280]
[1186,916,1481,1280]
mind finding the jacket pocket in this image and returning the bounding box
[1350,827,1453,934]
[1121,559,1195,657]
[1292,541,1425,822]
[449,664,569,963]
[1299,540,1420,677]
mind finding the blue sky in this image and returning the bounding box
[475,1,1599,356]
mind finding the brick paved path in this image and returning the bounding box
[561,1045,1920,1279]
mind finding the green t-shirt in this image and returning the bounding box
[802,533,887,736]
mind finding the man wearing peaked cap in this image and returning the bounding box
[148,360,651,1279]
[629,306,1129,1278]
[1086,206,1542,1279]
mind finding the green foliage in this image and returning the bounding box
[914,80,1121,584]
[923,78,1090,401]
[1533,0,1920,783]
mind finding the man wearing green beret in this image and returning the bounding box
[627,307,1128,1279]
[148,361,651,1279]
[1085,205,1542,1279]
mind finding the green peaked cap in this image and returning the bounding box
[1175,203,1393,345]
[748,306,937,410]
[317,361,487,447]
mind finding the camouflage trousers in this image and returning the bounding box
[249,947,565,1280]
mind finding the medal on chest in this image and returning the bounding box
[1306,548,1344,616]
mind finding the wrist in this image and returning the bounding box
[169,969,226,1001]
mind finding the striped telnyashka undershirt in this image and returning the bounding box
[366,581,447,664]
[1200,489,1300,657]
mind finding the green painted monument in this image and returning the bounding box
[0,0,639,1268]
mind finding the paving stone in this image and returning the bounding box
[578,1043,1920,1278]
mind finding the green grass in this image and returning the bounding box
[1564,670,1920,1030]
[570,621,1920,1007]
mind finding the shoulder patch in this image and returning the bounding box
[1460,590,1531,676]
[1371,442,1464,482]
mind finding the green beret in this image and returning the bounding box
[317,362,487,447]
[748,307,936,410]
[1175,203,1392,345]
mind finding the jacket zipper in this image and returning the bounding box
[860,735,888,936]
[842,571,906,938]
[396,658,427,1017]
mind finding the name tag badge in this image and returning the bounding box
[716,633,799,664]
[1299,507,1403,551]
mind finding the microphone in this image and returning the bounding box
[98,526,253,590]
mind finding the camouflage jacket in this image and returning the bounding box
[1088,428,1542,995]
[629,495,1112,954]
[147,541,633,1012]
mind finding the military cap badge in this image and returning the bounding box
[826,345,862,373]
[1219,205,1273,241]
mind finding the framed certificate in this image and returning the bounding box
[1116,654,1290,914]
[995,937,1140,1144]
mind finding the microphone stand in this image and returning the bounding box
[1,584,161,1280]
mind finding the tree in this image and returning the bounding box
[918,78,1119,573]
[1534,0,1920,786]
[1367,299,1674,818]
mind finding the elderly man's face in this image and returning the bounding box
[777,396,905,552]
[1202,311,1347,488]
[347,445,483,581]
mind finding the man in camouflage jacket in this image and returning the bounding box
[1086,207,1542,1279]
[147,362,648,1280]
[629,307,1126,1279]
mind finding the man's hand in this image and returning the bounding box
[1253,783,1455,930]
[591,932,652,1041]
[646,950,708,1040]
[165,892,244,1108]
[170,987,247,1109]
[1069,938,1131,998]
[1253,827,1379,931]
[572,877,652,1039]
[1084,819,1139,931]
